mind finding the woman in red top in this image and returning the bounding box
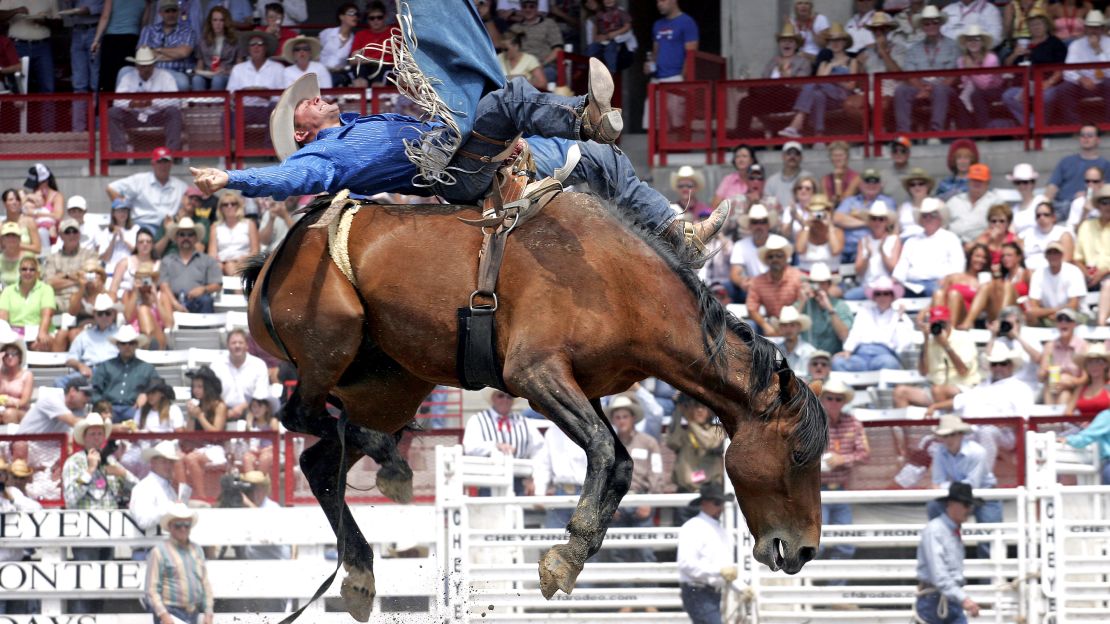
[959,242,1032,330]
[352,1,395,86]
[973,203,1018,266]
[1068,345,1110,418]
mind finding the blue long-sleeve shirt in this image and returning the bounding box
[916,514,968,603]
[930,438,997,489]
[1067,408,1110,460]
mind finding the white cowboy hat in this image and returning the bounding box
[125,47,158,66]
[603,393,644,424]
[919,197,947,223]
[757,235,793,263]
[1006,163,1039,182]
[0,325,27,369]
[1085,9,1105,27]
[271,73,321,161]
[820,378,855,403]
[73,413,112,447]
[807,261,840,284]
[481,387,525,410]
[164,216,207,240]
[111,325,143,344]
[281,35,323,64]
[669,165,707,193]
[868,201,891,218]
[739,203,780,228]
[93,293,115,313]
[958,24,994,51]
[1076,344,1110,369]
[160,502,198,532]
[865,275,905,300]
[913,5,948,27]
[774,306,812,331]
[934,414,972,436]
[984,342,1022,365]
[141,440,181,462]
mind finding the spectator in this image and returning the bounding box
[893,306,981,409]
[1008,164,1048,237]
[892,6,960,134]
[1050,0,1091,42]
[895,167,935,238]
[975,203,1019,267]
[532,423,587,529]
[821,143,859,209]
[1047,12,1110,127]
[926,415,1002,559]
[602,394,663,564]
[180,366,227,501]
[43,219,100,313]
[667,393,725,525]
[859,10,905,83]
[585,0,632,73]
[934,343,1036,417]
[818,379,869,578]
[936,138,979,200]
[933,243,990,329]
[941,0,1003,44]
[877,137,915,202]
[128,440,180,532]
[1027,242,1087,325]
[667,166,709,218]
[807,350,832,382]
[239,393,278,472]
[0,328,29,425]
[257,2,299,53]
[845,0,878,54]
[728,206,779,294]
[190,6,239,91]
[160,217,221,315]
[1067,345,1110,417]
[1066,166,1104,231]
[961,242,1031,329]
[832,276,907,372]
[645,0,698,105]
[498,0,550,24]
[779,23,859,139]
[1047,125,1110,218]
[319,3,359,87]
[1,456,38,513]
[463,389,544,495]
[954,25,1004,130]
[710,146,757,208]
[111,228,161,299]
[62,412,127,614]
[984,306,1042,393]
[257,196,295,251]
[281,35,332,88]
[915,482,983,623]
[0,257,54,351]
[0,32,20,94]
[1,189,42,257]
[797,262,854,355]
[62,293,119,388]
[477,0,502,54]
[136,379,183,432]
[776,306,815,372]
[63,195,100,254]
[781,175,821,239]
[834,167,895,263]
[677,482,735,624]
[18,378,90,436]
[22,164,64,246]
[124,261,172,349]
[238,470,291,559]
[733,24,810,138]
[747,237,804,335]
[738,164,774,212]
[789,0,830,58]
[90,0,145,93]
[0,0,55,96]
[795,194,843,272]
[208,191,259,276]
[1061,402,1110,483]
[1002,9,1067,126]
[145,503,214,624]
[846,202,901,299]
[1038,307,1087,405]
[1075,183,1110,292]
[137,0,197,91]
[764,142,813,209]
[210,328,269,421]
[499,33,546,89]
[350,2,394,87]
[508,0,563,85]
[97,200,142,274]
[107,147,188,232]
[946,163,1000,243]
[62,263,112,351]
[0,222,28,285]
[91,325,157,422]
[226,32,284,149]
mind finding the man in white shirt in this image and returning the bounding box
[946,163,1001,243]
[1050,11,1110,126]
[764,142,813,208]
[64,196,102,253]
[128,441,180,533]
[17,380,90,436]
[463,389,544,495]
[239,470,291,559]
[984,307,1042,394]
[934,343,1035,418]
[281,36,333,89]
[108,47,182,153]
[1027,242,1087,325]
[210,328,270,420]
[227,31,285,150]
[940,0,1002,45]
[677,482,736,624]
[106,147,189,231]
[892,198,966,297]
[532,424,587,529]
[728,206,782,292]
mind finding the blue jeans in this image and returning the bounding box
[599,507,656,564]
[179,291,215,313]
[832,343,901,372]
[820,500,856,580]
[915,592,967,624]
[1046,80,1110,125]
[842,285,868,300]
[191,73,230,91]
[162,68,192,92]
[895,82,952,132]
[543,483,582,529]
[793,83,848,134]
[14,39,54,93]
[1102,459,1110,485]
[905,278,940,298]
[150,605,199,624]
[69,546,112,613]
[680,584,722,624]
[586,41,622,73]
[926,498,1003,559]
[70,26,100,131]
[1002,85,1030,127]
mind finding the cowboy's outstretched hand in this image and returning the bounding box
[190,167,229,195]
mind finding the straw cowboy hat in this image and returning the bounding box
[669,165,706,193]
[160,502,198,532]
[901,167,936,194]
[73,413,112,447]
[1085,10,1106,28]
[1007,163,1039,182]
[757,236,793,263]
[271,72,320,161]
[820,378,855,403]
[913,5,948,27]
[1076,344,1110,369]
[0,325,27,368]
[808,193,833,213]
[934,414,972,436]
[1026,8,1054,32]
[241,470,271,488]
[282,35,322,63]
[865,275,904,300]
[864,11,897,31]
[1095,184,1110,203]
[603,393,644,424]
[774,306,812,332]
[775,22,804,46]
[739,203,780,229]
[958,24,994,52]
[8,458,32,478]
[141,440,181,462]
[164,216,207,241]
[936,481,984,507]
[125,47,158,66]
[984,342,1022,366]
[823,22,853,49]
[807,261,840,284]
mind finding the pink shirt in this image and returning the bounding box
[714,172,747,201]
[958,53,1002,90]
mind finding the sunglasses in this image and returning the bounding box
[892,146,910,154]
[989,361,1012,367]
[810,360,829,368]
[169,522,192,530]
[1014,179,1034,185]
[748,175,765,181]
[117,340,138,346]
[2,350,20,358]
[177,231,197,238]
[921,212,941,219]
[676,183,696,189]
[989,218,1008,224]
[749,219,769,225]
[872,290,894,297]
[908,180,929,188]
[63,229,79,234]
[249,40,266,47]
[1086,179,1104,184]
[367,14,385,20]
[219,202,239,207]
[822,395,846,403]
[862,177,881,184]
[922,19,941,25]
[869,215,887,221]
[95,310,114,317]
[293,45,311,52]
[19,267,36,272]
[1056,315,1075,323]
[162,7,179,12]
[1036,212,1053,218]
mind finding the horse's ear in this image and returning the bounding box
[777,367,793,399]
[809,379,824,397]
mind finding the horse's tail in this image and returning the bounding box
[240,251,271,298]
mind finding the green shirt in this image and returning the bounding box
[800,297,854,354]
[0,280,56,327]
[91,356,158,407]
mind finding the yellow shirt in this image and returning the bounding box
[1075,218,1110,271]
[924,329,980,389]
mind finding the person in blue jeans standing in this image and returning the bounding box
[677,482,735,624]
[915,482,982,624]
[818,380,870,584]
[926,414,1003,559]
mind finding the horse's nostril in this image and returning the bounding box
[798,546,817,564]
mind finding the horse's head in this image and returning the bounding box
[724,368,826,574]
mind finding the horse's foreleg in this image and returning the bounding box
[300,437,376,622]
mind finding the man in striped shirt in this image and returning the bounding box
[146,503,214,624]
[463,389,544,495]
[818,380,870,582]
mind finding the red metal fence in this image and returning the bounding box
[0,93,95,172]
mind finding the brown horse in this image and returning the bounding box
[243,191,827,620]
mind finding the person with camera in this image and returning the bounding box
[796,262,854,356]
[984,306,1042,394]
[59,293,119,389]
[893,305,981,409]
[795,194,844,273]
[129,440,181,534]
[123,261,172,350]
[927,343,1035,418]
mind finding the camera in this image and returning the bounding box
[140,277,154,287]
[216,472,254,508]
[930,321,945,336]
[999,320,1013,336]
[812,211,827,222]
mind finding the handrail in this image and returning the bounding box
[0,92,96,172]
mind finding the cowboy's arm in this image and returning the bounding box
[193,156,337,200]
[921,523,967,603]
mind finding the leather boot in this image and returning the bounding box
[580,58,623,144]
[661,200,732,268]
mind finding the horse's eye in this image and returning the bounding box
[792,450,807,465]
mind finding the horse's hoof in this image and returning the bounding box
[341,564,376,622]
[377,474,414,504]
[538,544,582,599]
